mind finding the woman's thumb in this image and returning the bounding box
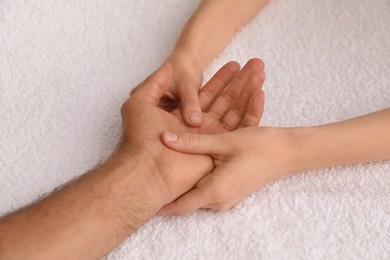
[161,132,223,155]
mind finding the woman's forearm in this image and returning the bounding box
[291,108,390,173]
[171,0,269,69]
[162,1,268,126]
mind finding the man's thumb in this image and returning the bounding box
[136,62,173,104]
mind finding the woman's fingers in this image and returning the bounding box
[199,61,241,111]
[221,68,265,130]
[159,186,209,216]
[159,170,239,215]
[177,80,204,127]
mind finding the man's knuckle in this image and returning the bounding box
[120,102,129,115]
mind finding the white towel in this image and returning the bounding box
[1,0,389,259]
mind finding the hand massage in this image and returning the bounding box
[1,0,389,259]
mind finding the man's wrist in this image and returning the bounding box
[0,147,166,259]
[99,148,165,232]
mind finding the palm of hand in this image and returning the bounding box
[122,86,210,207]
[171,60,265,135]
[121,60,265,207]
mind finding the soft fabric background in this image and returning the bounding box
[1,0,389,259]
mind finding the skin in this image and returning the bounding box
[0,59,265,259]
[158,0,269,126]
[160,108,390,215]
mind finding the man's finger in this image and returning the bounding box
[135,62,173,105]
[199,61,240,111]
[221,69,264,130]
[161,131,227,155]
[130,85,140,96]
[208,58,264,119]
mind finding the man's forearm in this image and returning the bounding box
[172,0,269,70]
[290,108,390,173]
[0,150,160,259]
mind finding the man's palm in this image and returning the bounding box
[121,60,265,207]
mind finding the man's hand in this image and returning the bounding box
[0,59,265,260]
[122,58,266,209]
[131,50,204,127]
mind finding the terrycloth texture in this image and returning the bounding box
[1,0,390,259]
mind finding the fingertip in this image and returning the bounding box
[247,58,265,70]
[186,112,203,127]
[158,203,189,216]
[177,90,203,127]
[161,131,178,143]
[226,61,241,72]
[158,205,176,216]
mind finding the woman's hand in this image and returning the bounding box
[161,103,390,216]
[159,127,296,215]
[159,49,204,127]
[155,0,269,127]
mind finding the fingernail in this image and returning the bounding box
[189,113,201,123]
[164,132,178,143]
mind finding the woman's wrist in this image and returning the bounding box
[248,127,308,179]
[165,46,204,96]
[265,126,322,177]
[168,45,203,70]
[286,126,339,175]
[284,127,318,174]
